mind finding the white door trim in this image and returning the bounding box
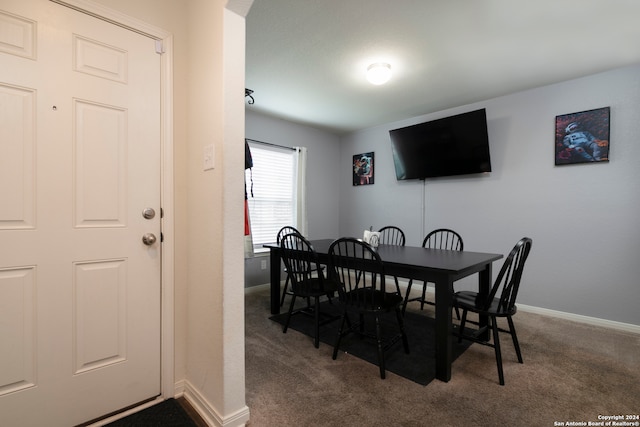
[48,0,175,403]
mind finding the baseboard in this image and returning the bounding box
[244,282,270,295]
[246,281,640,334]
[173,379,186,398]
[182,380,250,427]
[517,303,640,334]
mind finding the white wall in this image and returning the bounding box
[339,64,640,326]
[92,0,251,425]
[182,2,249,425]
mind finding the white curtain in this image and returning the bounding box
[294,146,308,237]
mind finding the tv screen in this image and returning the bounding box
[389,108,492,180]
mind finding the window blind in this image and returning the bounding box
[245,143,296,248]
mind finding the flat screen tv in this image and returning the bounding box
[389,108,492,180]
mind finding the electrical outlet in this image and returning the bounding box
[261,260,267,270]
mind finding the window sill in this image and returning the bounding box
[246,248,270,259]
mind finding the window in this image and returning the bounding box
[245,142,298,251]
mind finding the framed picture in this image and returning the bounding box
[353,152,374,185]
[555,107,610,165]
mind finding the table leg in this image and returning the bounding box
[434,276,453,382]
[477,264,492,341]
[269,248,282,315]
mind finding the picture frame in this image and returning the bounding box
[353,152,374,185]
[555,107,610,165]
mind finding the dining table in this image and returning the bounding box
[263,239,503,382]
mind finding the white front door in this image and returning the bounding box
[0,0,162,425]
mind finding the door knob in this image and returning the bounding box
[142,207,156,219]
[142,233,157,246]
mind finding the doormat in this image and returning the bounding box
[105,399,197,427]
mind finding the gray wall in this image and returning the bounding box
[339,63,640,326]
[244,110,341,286]
[245,64,640,326]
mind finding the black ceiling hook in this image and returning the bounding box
[245,88,254,104]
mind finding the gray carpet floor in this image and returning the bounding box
[245,286,640,427]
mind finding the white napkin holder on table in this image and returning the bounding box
[363,230,380,247]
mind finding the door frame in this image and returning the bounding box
[50,0,175,404]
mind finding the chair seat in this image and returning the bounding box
[454,291,517,317]
[344,288,404,311]
[291,277,338,298]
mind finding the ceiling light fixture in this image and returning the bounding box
[366,62,392,85]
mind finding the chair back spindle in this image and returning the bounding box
[422,228,464,251]
[486,237,532,313]
[378,226,406,246]
[277,225,299,243]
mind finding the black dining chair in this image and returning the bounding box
[280,232,339,348]
[327,237,409,379]
[402,228,464,315]
[378,225,405,246]
[276,226,298,306]
[453,237,533,385]
[277,226,324,307]
[378,226,406,291]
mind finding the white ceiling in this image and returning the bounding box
[246,0,640,135]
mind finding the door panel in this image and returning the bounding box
[0,0,161,425]
[73,99,127,227]
[0,266,36,395]
[0,83,36,229]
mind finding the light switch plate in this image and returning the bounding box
[203,144,214,171]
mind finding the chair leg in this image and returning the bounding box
[402,279,414,316]
[283,294,297,334]
[279,275,291,307]
[395,307,410,354]
[313,295,320,348]
[374,315,386,379]
[491,318,505,386]
[507,315,523,363]
[419,282,427,310]
[458,309,468,343]
[332,311,348,360]
[344,311,353,330]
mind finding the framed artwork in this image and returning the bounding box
[555,107,610,165]
[353,152,374,185]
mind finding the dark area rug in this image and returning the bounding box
[105,399,197,427]
[270,301,472,385]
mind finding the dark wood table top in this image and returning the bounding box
[265,239,502,275]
